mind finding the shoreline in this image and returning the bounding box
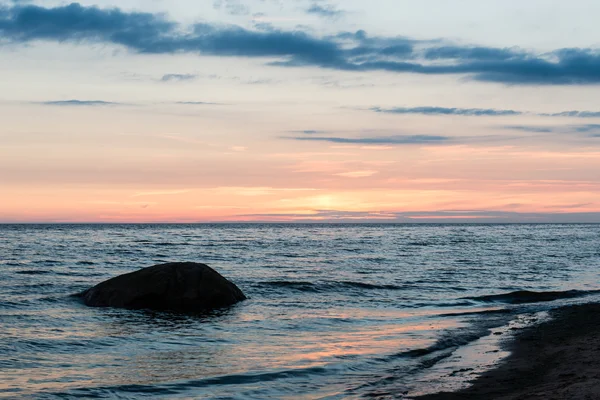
[415,302,600,400]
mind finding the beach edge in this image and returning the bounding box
[414,302,600,399]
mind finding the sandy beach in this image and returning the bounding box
[417,303,600,400]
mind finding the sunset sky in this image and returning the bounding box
[2,0,600,222]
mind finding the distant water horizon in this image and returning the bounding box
[3,221,600,225]
[2,223,600,398]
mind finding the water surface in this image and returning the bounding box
[2,224,600,398]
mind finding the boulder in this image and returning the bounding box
[79,262,246,312]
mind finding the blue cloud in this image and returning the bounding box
[161,73,197,82]
[371,106,521,116]
[501,124,600,136]
[306,3,345,19]
[502,125,557,133]
[2,3,600,85]
[213,0,250,16]
[0,3,176,50]
[573,124,600,133]
[370,106,600,118]
[175,101,224,105]
[424,46,524,61]
[290,130,328,134]
[39,100,120,106]
[288,134,451,145]
[542,111,600,118]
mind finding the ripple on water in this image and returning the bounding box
[1,224,599,398]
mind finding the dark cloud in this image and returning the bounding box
[371,106,522,116]
[160,73,197,82]
[0,3,176,50]
[306,3,345,19]
[424,46,524,61]
[2,3,600,85]
[39,100,120,106]
[287,134,451,145]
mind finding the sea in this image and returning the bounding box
[2,223,600,399]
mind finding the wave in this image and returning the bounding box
[261,280,406,292]
[152,242,191,247]
[463,289,600,304]
[14,270,51,275]
[377,311,514,365]
[42,365,330,398]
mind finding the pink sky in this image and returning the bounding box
[1,1,600,223]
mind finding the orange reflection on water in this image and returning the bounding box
[276,318,460,366]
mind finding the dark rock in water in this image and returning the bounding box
[78,262,246,312]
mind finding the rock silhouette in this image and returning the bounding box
[79,262,246,312]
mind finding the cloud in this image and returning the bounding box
[236,209,600,223]
[503,125,557,133]
[334,170,378,178]
[306,3,345,19]
[502,124,600,136]
[370,106,600,118]
[175,101,224,105]
[288,134,452,145]
[572,124,600,133]
[213,0,250,16]
[132,189,190,197]
[0,3,177,49]
[290,130,328,134]
[160,73,197,82]
[371,106,521,116]
[541,111,600,118]
[2,3,600,85]
[38,100,120,106]
[424,46,525,62]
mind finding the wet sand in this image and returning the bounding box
[416,303,600,400]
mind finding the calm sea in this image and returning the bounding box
[2,224,600,399]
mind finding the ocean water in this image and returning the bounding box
[2,223,600,399]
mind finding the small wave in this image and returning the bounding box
[43,366,330,398]
[262,281,318,292]
[463,289,600,304]
[437,308,512,317]
[377,317,511,363]
[279,253,303,258]
[152,242,191,247]
[0,299,22,309]
[3,261,23,266]
[340,281,404,290]
[33,259,61,265]
[407,241,431,246]
[14,270,51,275]
[261,280,406,292]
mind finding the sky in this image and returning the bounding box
[1,0,600,223]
